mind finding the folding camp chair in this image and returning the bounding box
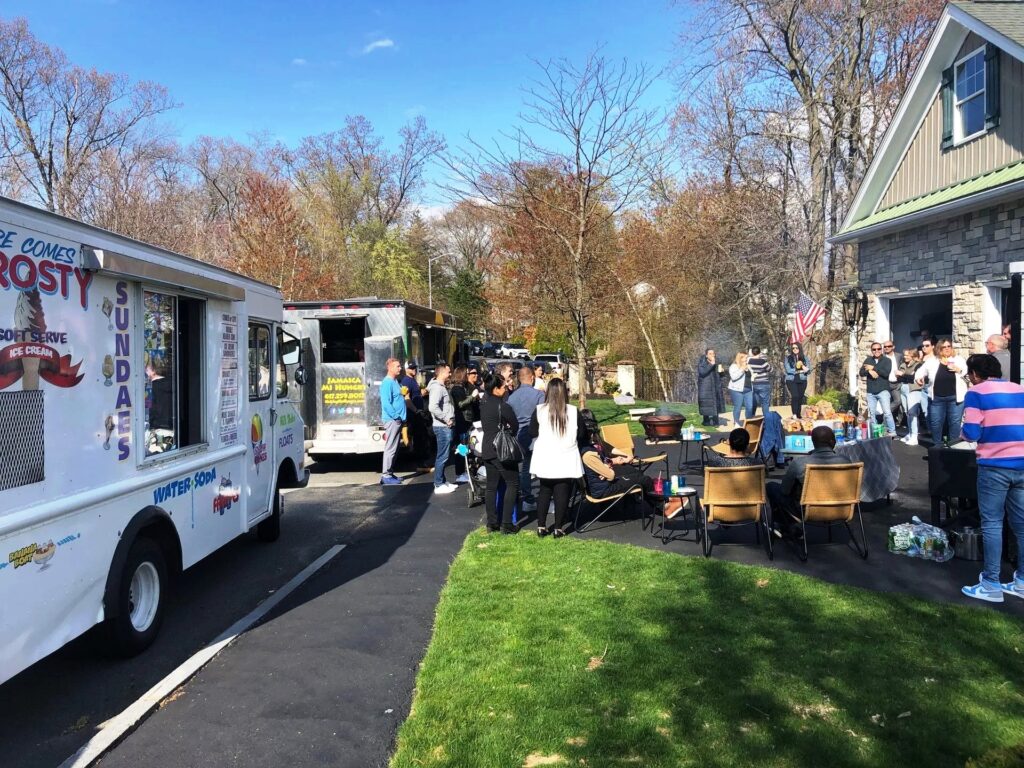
[573,475,645,534]
[710,416,764,459]
[600,423,668,477]
[796,463,868,561]
[699,464,773,560]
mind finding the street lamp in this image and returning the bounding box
[842,287,868,398]
[427,254,443,309]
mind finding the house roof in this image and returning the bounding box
[838,159,1024,237]
[831,1,1024,243]
[952,1,1024,48]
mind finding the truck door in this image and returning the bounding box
[246,321,276,523]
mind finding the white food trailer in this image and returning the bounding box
[0,197,308,684]
[284,299,459,456]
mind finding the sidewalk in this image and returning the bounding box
[96,481,480,768]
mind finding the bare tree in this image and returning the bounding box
[448,53,664,404]
[0,17,176,216]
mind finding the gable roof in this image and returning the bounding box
[952,1,1024,48]
[831,1,1024,244]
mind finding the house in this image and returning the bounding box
[832,0,1024,381]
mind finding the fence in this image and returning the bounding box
[634,367,698,404]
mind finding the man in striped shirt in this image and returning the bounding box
[960,354,1024,603]
[747,346,773,418]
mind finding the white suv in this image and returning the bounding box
[533,353,567,375]
[497,342,530,359]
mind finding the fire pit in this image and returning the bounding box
[639,410,685,441]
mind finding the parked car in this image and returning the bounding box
[481,342,497,357]
[499,343,531,359]
[466,339,484,355]
[533,353,567,376]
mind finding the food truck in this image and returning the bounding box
[0,197,307,684]
[283,299,459,456]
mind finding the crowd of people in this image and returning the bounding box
[695,329,1017,451]
[377,332,1024,604]
[377,357,664,537]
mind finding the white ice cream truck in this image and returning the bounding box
[0,197,308,684]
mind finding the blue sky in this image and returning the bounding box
[3,0,688,203]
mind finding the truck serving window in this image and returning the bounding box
[320,317,366,363]
[249,324,271,400]
[144,291,205,457]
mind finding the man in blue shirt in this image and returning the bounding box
[508,366,545,510]
[380,357,406,485]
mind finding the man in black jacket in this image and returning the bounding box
[861,342,896,436]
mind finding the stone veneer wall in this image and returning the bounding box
[852,196,1024,403]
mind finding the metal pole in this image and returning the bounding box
[848,326,858,399]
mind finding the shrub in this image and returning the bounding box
[601,379,619,396]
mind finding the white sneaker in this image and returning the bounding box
[434,483,458,495]
[903,435,918,446]
[453,472,470,484]
[476,467,487,480]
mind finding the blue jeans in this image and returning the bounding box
[433,425,452,487]
[751,384,771,418]
[928,395,963,445]
[730,389,753,424]
[976,465,1024,583]
[866,389,895,434]
[900,384,922,438]
[519,449,534,502]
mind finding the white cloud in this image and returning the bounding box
[362,38,395,54]
[291,58,307,66]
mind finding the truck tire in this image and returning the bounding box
[257,487,282,542]
[102,537,167,657]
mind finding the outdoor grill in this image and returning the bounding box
[638,410,685,441]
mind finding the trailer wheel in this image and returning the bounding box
[102,537,167,657]
[257,487,282,542]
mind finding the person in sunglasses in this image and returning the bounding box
[916,339,968,446]
[860,342,896,437]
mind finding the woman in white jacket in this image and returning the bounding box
[528,378,584,537]
[915,338,969,446]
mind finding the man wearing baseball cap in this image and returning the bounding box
[401,359,432,470]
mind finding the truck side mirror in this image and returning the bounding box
[294,365,307,386]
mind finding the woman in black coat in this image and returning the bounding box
[697,348,725,426]
[479,370,520,533]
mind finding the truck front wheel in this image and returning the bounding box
[102,537,167,657]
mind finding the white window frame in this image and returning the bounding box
[953,45,986,145]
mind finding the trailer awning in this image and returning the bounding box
[81,247,245,301]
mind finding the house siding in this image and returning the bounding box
[879,32,1024,210]
[856,196,1024,370]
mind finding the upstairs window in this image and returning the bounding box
[954,47,986,142]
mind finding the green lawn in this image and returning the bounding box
[579,397,701,436]
[391,532,1024,768]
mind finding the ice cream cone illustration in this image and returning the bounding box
[102,355,114,386]
[15,290,45,390]
[102,297,114,330]
[104,414,115,450]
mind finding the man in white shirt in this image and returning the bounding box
[884,340,900,428]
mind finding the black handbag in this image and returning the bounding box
[492,402,523,465]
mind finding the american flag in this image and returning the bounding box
[789,292,825,343]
